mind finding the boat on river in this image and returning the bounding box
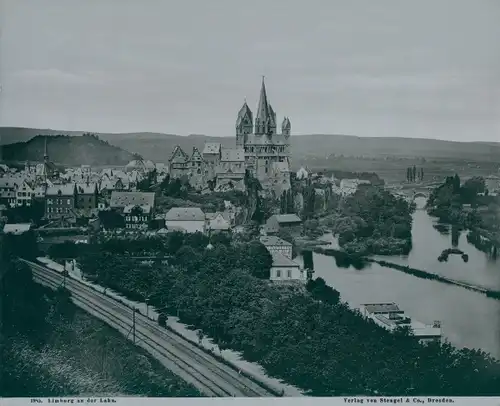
[359,303,442,343]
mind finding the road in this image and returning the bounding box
[20,259,278,398]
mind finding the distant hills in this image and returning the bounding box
[0,132,135,166]
[1,126,499,168]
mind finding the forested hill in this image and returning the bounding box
[0,134,135,166]
[1,126,499,165]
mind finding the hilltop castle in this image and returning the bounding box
[168,78,292,196]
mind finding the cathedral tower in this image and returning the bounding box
[282,117,291,137]
[236,100,253,147]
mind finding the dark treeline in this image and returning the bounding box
[427,175,500,256]
[324,185,415,256]
[0,241,200,397]
[74,234,500,396]
[406,166,424,182]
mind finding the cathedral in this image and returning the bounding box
[168,78,292,196]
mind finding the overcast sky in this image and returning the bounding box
[1,0,499,142]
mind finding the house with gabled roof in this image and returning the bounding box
[76,182,98,211]
[168,145,191,179]
[45,183,77,220]
[15,179,35,207]
[264,213,302,234]
[205,211,231,232]
[164,207,205,233]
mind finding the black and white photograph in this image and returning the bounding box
[0,0,499,402]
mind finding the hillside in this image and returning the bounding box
[0,133,135,166]
[1,126,499,167]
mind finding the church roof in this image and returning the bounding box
[255,77,272,123]
[203,143,221,155]
[221,148,245,162]
[236,101,253,126]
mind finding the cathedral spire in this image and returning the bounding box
[255,76,273,135]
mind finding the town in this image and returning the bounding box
[2,0,500,400]
[1,81,500,399]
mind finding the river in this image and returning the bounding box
[312,197,500,359]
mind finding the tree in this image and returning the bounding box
[48,241,80,260]
[240,241,273,279]
[98,209,125,229]
[302,185,316,219]
[460,177,485,203]
[452,174,461,194]
[2,231,39,261]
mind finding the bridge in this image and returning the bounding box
[385,184,436,203]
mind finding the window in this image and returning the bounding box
[287,270,292,278]
[276,270,281,278]
[67,199,71,204]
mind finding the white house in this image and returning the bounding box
[259,235,293,259]
[269,252,306,282]
[3,223,32,235]
[260,235,306,282]
[164,207,206,234]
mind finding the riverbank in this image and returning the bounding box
[78,236,500,395]
[313,245,500,300]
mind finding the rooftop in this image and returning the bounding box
[110,191,155,208]
[46,183,75,196]
[260,235,292,247]
[3,223,32,235]
[361,303,403,314]
[203,143,221,155]
[165,207,205,221]
[271,252,300,267]
[123,204,152,214]
[76,182,97,194]
[273,214,302,224]
[221,148,245,162]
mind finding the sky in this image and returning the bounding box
[1,0,499,142]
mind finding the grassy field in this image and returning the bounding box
[301,156,499,185]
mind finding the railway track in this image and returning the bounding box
[22,259,276,397]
